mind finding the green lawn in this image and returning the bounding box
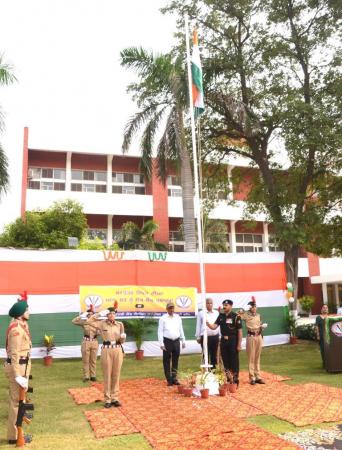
[0,341,341,449]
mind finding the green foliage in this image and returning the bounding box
[284,306,298,337]
[202,216,229,252]
[298,296,315,313]
[117,220,167,250]
[77,237,106,250]
[296,324,317,341]
[122,319,155,350]
[0,199,87,248]
[42,334,56,355]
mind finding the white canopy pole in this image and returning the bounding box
[184,14,209,370]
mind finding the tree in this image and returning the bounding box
[163,0,342,304]
[0,54,17,197]
[120,48,197,252]
[202,216,229,252]
[117,219,167,250]
[0,199,87,248]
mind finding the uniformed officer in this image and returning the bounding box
[207,299,242,385]
[5,295,32,445]
[72,305,99,382]
[86,303,126,408]
[238,300,267,385]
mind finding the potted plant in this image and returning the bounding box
[226,369,237,393]
[298,295,315,317]
[199,370,210,399]
[214,367,227,396]
[41,335,56,366]
[123,318,155,360]
[285,307,298,344]
[178,370,194,397]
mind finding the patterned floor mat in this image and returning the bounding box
[84,407,138,439]
[68,386,103,404]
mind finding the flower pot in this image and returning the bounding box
[177,385,184,394]
[200,388,209,399]
[183,387,193,397]
[135,350,144,360]
[219,386,227,397]
[228,383,237,393]
[289,336,297,345]
[43,355,53,366]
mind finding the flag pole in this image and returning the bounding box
[184,14,209,371]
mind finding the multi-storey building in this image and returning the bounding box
[20,127,342,313]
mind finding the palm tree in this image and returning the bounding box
[120,48,197,252]
[117,219,167,250]
[202,216,229,253]
[0,54,16,197]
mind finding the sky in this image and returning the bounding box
[0,0,177,230]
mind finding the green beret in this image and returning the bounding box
[9,301,28,318]
[107,307,117,313]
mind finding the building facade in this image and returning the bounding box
[20,128,342,313]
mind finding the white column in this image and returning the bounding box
[227,165,235,201]
[107,155,113,194]
[66,152,72,191]
[107,214,113,247]
[322,283,328,305]
[263,222,269,252]
[230,220,237,253]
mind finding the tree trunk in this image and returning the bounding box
[284,245,300,311]
[175,106,197,252]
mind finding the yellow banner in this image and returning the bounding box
[79,285,197,317]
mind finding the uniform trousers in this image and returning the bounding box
[220,336,239,382]
[4,361,31,441]
[246,334,263,380]
[101,347,123,403]
[163,337,180,382]
[200,335,219,368]
[81,340,98,378]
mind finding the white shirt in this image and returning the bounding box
[158,313,185,346]
[195,309,220,338]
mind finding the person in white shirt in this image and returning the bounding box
[195,298,220,369]
[158,302,186,386]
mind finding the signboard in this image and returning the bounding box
[79,285,197,317]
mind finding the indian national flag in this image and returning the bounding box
[191,30,204,119]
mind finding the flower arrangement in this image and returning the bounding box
[42,334,56,356]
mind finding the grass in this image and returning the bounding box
[0,341,341,449]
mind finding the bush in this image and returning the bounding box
[298,295,315,313]
[296,324,317,341]
[77,237,106,250]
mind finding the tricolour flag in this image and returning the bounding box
[191,30,204,119]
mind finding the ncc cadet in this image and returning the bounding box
[238,299,267,385]
[72,305,99,382]
[85,302,126,408]
[207,299,242,385]
[5,294,32,445]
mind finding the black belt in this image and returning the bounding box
[164,337,180,342]
[6,357,29,365]
[102,340,120,346]
[83,335,98,340]
[247,330,261,336]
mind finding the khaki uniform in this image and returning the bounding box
[4,319,32,441]
[72,316,99,379]
[240,311,263,381]
[87,317,124,404]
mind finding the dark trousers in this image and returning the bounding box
[220,336,239,382]
[163,337,180,382]
[200,335,219,369]
[319,339,325,367]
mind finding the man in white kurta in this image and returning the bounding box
[195,298,220,369]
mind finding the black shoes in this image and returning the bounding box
[167,381,173,386]
[172,380,181,385]
[90,377,97,381]
[83,378,90,382]
[9,434,32,445]
[250,380,256,385]
[104,403,111,408]
[255,379,266,384]
[111,400,121,407]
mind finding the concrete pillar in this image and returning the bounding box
[227,165,235,201]
[263,222,269,252]
[322,283,328,305]
[107,155,113,193]
[21,127,29,219]
[229,220,237,253]
[65,151,72,192]
[107,214,113,247]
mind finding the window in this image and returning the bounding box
[41,181,53,190]
[168,188,182,197]
[167,175,181,186]
[28,180,40,189]
[88,228,107,242]
[134,174,144,184]
[28,168,41,179]
[123,173,134,183]
[112,186,122,194]
[112,172,145,195]
[269,235,280,251]
[53,169,66,179]
[83,171,94,181]
[94,171,106,182]
[112,172,124,183]
[42,168,53,178]
[235,234,263,253]
[122,186,135,195]
[135,186,145,195]
[71,183,82,192]
[54,182,65,191]
[72,170,83,180]
[95,184,106,193]
[84,184,95,192]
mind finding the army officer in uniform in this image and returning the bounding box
[207,299,242,385]
[238,300,267,385]
[72,305,99,382]
[5,296,32,445]
[86,303,126,408]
